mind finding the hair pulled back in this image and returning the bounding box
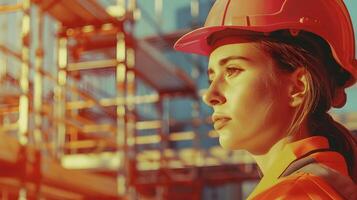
[260,30,357,182]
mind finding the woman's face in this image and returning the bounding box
[204,42,295,154]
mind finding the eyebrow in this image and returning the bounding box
[207,55,251,76]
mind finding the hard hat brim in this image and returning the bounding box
[174,26,225,55]
[174,26,276,55]
[174,25,357,86]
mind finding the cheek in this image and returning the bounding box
[229,77,276,119]
[227,74,292,136]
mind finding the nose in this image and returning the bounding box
[202,81,226,106]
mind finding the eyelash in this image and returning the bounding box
[225,66,242,77]
[208,66,243,84]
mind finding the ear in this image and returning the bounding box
[288,68,308,107]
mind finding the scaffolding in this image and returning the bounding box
[0,0,121,199]
[1,0,356,200]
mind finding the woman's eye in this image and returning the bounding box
[225,67,243,77]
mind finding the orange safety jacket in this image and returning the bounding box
[248,136,349,200]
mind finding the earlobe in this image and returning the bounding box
[289,68,308,107]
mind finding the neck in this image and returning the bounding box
[252,123,311,175]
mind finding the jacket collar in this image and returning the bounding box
[248,136,331,199]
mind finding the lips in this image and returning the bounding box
[212,114,231,130]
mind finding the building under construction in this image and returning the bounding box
[0,0,356,199]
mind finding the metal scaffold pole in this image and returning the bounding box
[34,7,44,156]
[18,0,31,199]
[125,45,138,199]
[55,33,67,160]
[115,31,128,197]
[19,0,31,148]
[0,3,23,13]
[32,6,44,200]
[156,96,170,200]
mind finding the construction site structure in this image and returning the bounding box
[0,0,356,200]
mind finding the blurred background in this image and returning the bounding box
[0,0,356,199]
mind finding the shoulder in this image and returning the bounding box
[252,172,344,200]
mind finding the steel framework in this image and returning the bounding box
[1,1,356,200]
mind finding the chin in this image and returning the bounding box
[219,136,270,154]
[218,136,241,150]
[245,147,269,155]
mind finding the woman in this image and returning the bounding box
[174,0,357,199]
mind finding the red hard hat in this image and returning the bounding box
[174,0,357,86]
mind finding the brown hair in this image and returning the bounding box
[259,30,357,183]
[208,29,357,182]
